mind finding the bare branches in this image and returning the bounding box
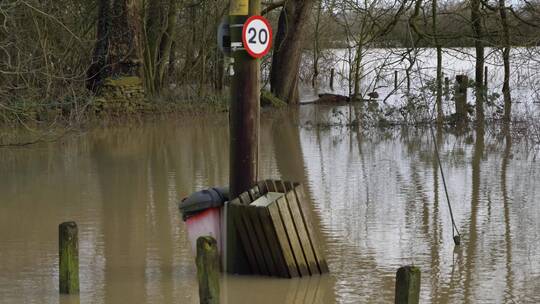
[19,1,82,42]
[262,0,284,15]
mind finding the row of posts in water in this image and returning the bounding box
[58,221,422,303]
[325,67,490,98]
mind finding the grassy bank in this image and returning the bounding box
[0,90,230,126]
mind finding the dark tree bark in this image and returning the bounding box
[270,0,314,104]
[471,0,485,124]
[143,0,164,94]
[311,0,322,88]
[109,0,141,76]
[144,0,178,94]
[87,0,142,92]
[432,0,443,124]
[499,0,512,123]
[167,41,177,84]
[86,0,112,92]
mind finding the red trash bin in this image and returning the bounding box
[179,187,228,255]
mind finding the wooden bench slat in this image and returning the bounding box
[257,181,269,195]
[246,205,279,276]
[275,195,310,277]
[281,181,320,275]
[265,179,277,192]
[239,204,270,276]
[292,185,329,273]
[229,202,260,274]
[267,201,300,278]
[238,192,252,205]
[256,205,290,278]
[248,185,262,201]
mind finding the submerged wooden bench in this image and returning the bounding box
[226,180,328,278]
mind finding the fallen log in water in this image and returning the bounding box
[304,93,378,105]
[301,93,350,105]
[316,93,351,103]
[316,93,350,103]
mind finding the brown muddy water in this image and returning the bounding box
[0,105,539,303]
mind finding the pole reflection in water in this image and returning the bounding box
[501,125,515,303]
[223,275,332,304]
[0,107,539,303]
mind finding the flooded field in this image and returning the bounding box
[0,105,539,303]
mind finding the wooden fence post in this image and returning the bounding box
[455,75,468,124]
[330,68,335,91]
[484,66,488,90]
[444,76,450,100]
[59,221,79,294]
[197,236,220,304]
[395,266,420,304]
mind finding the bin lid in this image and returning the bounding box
[178,187,229,220]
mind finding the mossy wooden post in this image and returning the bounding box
[197,236,220,304]
[59,221,79,294]
[395,266,420,304]
[455,75,468,124]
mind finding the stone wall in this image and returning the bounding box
[95,76,146,113]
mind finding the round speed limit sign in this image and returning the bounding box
[242,16,272,58]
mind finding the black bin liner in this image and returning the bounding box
[178,187,229,221]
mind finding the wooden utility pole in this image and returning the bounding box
[227,0,261,274]
[229,0,260,198]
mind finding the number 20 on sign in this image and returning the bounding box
[242,16,272,59]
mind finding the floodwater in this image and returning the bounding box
[299,47,540,121]
[0,105,539,303]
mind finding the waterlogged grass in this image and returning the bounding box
[147,90,230,115]
[0,90,230,127]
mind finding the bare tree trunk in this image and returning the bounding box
[182,5,197,84]
[86,0,111,92]
[499,0,512,123]
[156,0,178,89]
[353,42,363,99]
[432,0,443,124]
[143,0,163,95]
[87,0,142,92]
[471,0,485,125]
[144,0,178,95]
[167,41,177,84]
[312,0,322,88]
[109,0,142,76]
[270,0,314,104]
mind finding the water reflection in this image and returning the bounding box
[223,275,332,304]
[0,107,539,303]
[501,126,515,303]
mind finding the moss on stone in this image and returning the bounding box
[96,76,146,114]
[261,90,287,108]
[103,76,143,87]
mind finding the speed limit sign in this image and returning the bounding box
[242,16,272,58]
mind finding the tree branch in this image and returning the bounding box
[262,0,284,15]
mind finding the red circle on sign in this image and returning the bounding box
[242,15,273,59]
